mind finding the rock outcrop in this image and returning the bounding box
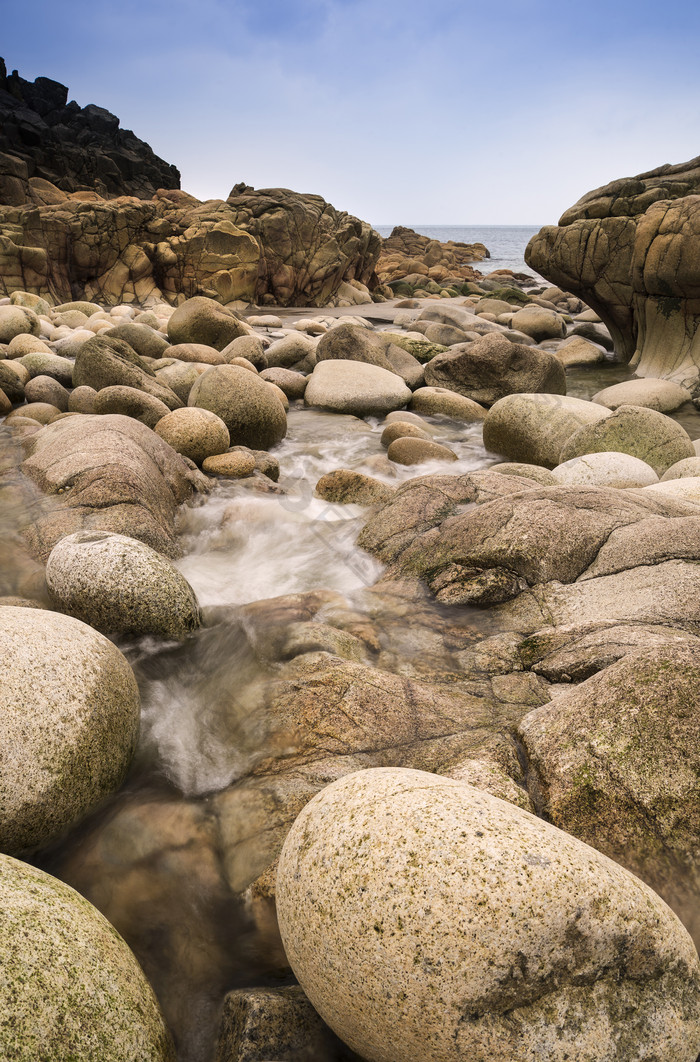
[526,154,700,389]
[0,186,380,308]
[376,225,488,294]
[0,57,180,202]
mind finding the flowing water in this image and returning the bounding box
[4,354,700,1060]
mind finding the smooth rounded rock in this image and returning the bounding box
[260,367,308,399]
[488,462,556,485]
[189,364,287,449]
[553,336,605,367]
[0,305,40,343]
[387,437,458,465]
[46,531,201,639]
[0,853,174,1060]
[220,334,268,370]
[19,353,74,387]
[277,767,700,1062]
[7,334,52,357]
[93,386,171,428]
[510,305,567,340]
[424,333,566,406]
[0,607,140,853]
[305,360,411,417]
[68,385,97,413]
[641,477,700,503]
[167,296,247,350]
[0,361,25,403]
[202,451,256,477]
[593,377,692,412]
[24,375,69,411]
[483,393,611,468]
[155,407,230,465]
[380,421,431,448]
[409,386,486,421]
[315,470,395,505]
[661,456,700,481]
[551,451,659,489]
[560,404,695,476]
[7,402,60,425]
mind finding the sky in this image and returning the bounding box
[4,0,700,226]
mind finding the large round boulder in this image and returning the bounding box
[559,404,695,475]
[0,853,174,1060]
[0,305,41,343]
[510,305,567,341]
[0,607,140,853]
[155,406,230,465]
[188,364,287,449]
[167,296,247,350]
[483,393,611,468]
[304,360,411,417]
[277,767,700,1062]
[424,333,566,406]
[46,531,201,639]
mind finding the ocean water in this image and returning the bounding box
[373,224,544,280]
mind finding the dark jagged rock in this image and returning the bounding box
[526,154,700,390]
[0,56,180,202]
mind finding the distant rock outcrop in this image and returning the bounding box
[526,155,700,390]
[377,226,488,296]
[0,57,180,202]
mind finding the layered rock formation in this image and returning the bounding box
[0,57,180,202]
[526,154,700,389]
[0,185,380,308]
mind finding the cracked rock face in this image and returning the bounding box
[525,154,700,390]
[276,767,700,1062]
[0,186,380,309]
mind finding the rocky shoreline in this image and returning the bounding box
[1,56,700,1062]
[1,258,700,1061]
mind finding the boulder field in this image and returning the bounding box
[2,250,700,1062]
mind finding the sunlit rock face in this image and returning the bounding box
[526,155,700,390]
[0,186,380,308]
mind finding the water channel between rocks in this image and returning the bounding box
[3,358,700,1062]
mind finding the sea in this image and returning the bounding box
[373,224,544,282]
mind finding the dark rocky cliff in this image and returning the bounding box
[0,57,180,202]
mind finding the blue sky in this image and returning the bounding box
[4,0,700,225]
